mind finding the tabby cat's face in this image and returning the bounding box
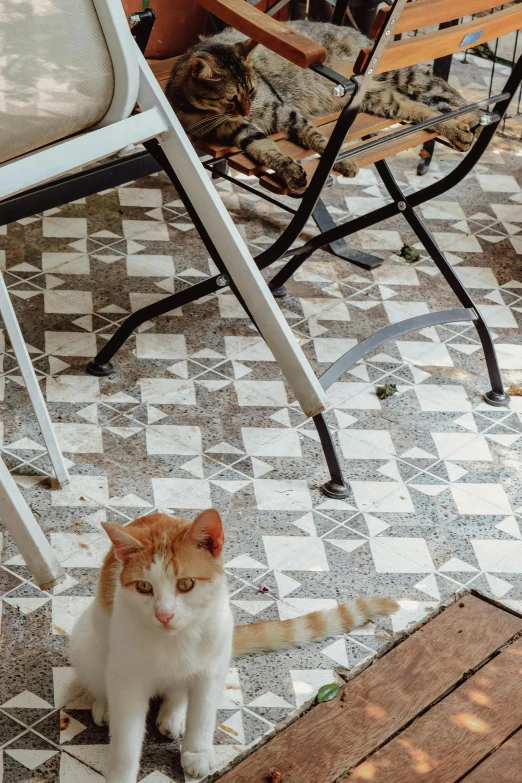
[184,39,258,119]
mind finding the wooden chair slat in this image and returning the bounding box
[149,56,179,83]
[194,115,341,159]
[196,139,244,157]
[357,4,522,75]
[225,113,394,174]
[321,115,395,141]
[227,142,302,176]
[370,0,508,38]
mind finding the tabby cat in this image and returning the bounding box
[167,20,480,192]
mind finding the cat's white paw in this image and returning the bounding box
[156,705,185,739]
[181,748,216,779]
[91,698,109,727]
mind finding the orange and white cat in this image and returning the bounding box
[69,510,398,782]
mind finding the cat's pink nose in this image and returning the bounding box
[155,611,174,626]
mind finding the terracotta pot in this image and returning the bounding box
[121,0,208,59]
[253,0,290,22]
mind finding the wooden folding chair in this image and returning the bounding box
[87,0,520,498]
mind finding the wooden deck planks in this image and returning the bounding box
[461,729,522,782]
[350,638,522,781]
[219,597,522,783]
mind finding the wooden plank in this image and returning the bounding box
[350,638,522,781]
[349,127,436,165]
[149,56,178,83]
[370,0,505,38]
[227,140,311,176]
[218,597,522,783]
[228,115,404,181]
[320,114,393,141]
[194,114,341,160]
[356,5,522,74]
[193,0,326,68]
[461,729,522,783]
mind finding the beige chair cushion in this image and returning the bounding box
[0,0,115,165]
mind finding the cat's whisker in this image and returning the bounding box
[187,114,227,133]
[186,115,218,132]
[187,114,237,137]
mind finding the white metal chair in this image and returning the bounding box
[0,0,328,584]
[0,277,68,588]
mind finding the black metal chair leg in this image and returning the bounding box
[312,199,383,270]
[374,158,510,408]
[403,209,509,407]
[472,319,511,407]
[268,249,314,297]
[87,277,220,376]
[211,158,229,180]
[417,139,435,176]
[416,20,456,176]
[87,137,252,376]
[313,413,350,498]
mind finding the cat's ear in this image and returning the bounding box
[188,56,214,80]
[188,509,225,557]
[102,522,142,561]
[235,38,259,60]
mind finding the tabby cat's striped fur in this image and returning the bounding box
[167,20,480,192]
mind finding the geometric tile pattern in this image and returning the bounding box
[1,55,522,780]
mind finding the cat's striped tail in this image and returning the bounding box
[232,596,399,657]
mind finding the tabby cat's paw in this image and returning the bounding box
[334,159,359,178]
[181,748,216,779]
[92,698,109,727]
[278,158,307,192]
[442,120,474,151]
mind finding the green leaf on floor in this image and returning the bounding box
[317,682,340,703]
[399,243,421,263]
[335,772,352,781]
[376,383,397,400]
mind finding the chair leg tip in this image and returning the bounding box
[321,480,351,499]
[86,360,114,377]
[270,284,287,298]
[484,390,510,407]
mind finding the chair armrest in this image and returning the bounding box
[194,0,326,68]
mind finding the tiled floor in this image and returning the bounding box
[1,53,522,781]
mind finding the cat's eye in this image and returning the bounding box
[177,577,195,593]
[136,580,153,594]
